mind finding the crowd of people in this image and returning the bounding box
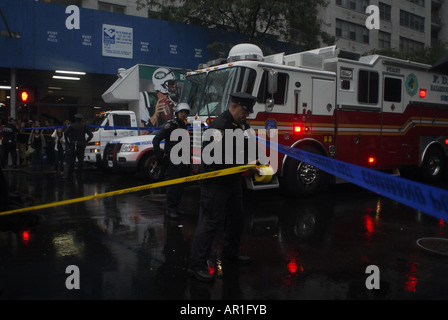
[0,116,72,173]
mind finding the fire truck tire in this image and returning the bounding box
[140,153,164,182]
[283,145,329,197]
[421,146,445,182]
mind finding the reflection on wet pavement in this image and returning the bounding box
[1,168,448,299]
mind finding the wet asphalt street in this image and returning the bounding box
[1,164,448,301]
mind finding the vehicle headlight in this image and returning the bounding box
[121,144,139,152]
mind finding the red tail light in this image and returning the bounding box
[22,230,30,242]
[419,89,427,99]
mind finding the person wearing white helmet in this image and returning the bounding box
[153,102,190,218]
[139,67,179,130]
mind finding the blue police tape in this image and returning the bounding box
[24,124,205,131]
[21,124,448,220]
[87,125,161,131]
[23,126,66,131]
[23,125,161,131]
[257,137,448,222]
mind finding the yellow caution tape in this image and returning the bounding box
[254,166,274,183]
[0,164,273,217]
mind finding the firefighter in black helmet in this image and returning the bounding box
[153,102,191,218]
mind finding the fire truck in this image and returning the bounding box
[181,43,448,196]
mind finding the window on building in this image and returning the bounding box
[399,37,425,53]
[384,78,402,102]
[257,71,289,105]
[358,70,379,104]
[336,19,370,44]
[379,2,391,21]
[98,2,126,14]
[336,0,370,13]
[400,10,425,32]
[406,0,425,7]
[378,31,391,49]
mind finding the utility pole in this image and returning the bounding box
[10,68,16,119]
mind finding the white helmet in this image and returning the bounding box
[175,102,190,114]
[152,67,177,94]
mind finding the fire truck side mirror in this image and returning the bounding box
[267,69,278,95]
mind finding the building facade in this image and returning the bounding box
[46,0,448,55]
[318,0,448,54]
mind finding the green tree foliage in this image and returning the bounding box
[369,43,448,65]
[137,0,334,51]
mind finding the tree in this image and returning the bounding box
[369,43,448,65]
[137,0,334,52]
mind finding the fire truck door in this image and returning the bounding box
[382,75,404,113]
[381,75,405,167]
[312,78,336,116]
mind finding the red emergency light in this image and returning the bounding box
[21,91,29,102]
[294,125,302,133]
[287,259,298,274]
[368,157,376,165]
[419,89,427,99]
[22,230,30,242]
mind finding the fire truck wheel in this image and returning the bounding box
[283,145,329,197]
[421,147,445,182]
[140,153,164,182]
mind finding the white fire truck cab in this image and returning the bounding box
[84,110,138,166]
[182,43,448,196]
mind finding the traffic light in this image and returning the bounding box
[21,91,29,102]
[18,89,34,104]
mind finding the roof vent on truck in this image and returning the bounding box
[227,43,264,62]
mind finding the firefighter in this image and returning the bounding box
[188,92,256,282]
[1,118,18,169]
[153,102,190,218]
[64,113,93,177]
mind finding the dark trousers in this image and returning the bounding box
[67,143,86,175]
[30,149,42,171]
[189,178,244,271]
[165,163,188,214]
[0,167,8,204]
[1,142,17,168]
[54,149,65,172]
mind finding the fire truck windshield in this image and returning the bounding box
[91,113,107,132]
[181,66,256,117]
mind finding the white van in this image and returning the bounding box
[84,110,138,166]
